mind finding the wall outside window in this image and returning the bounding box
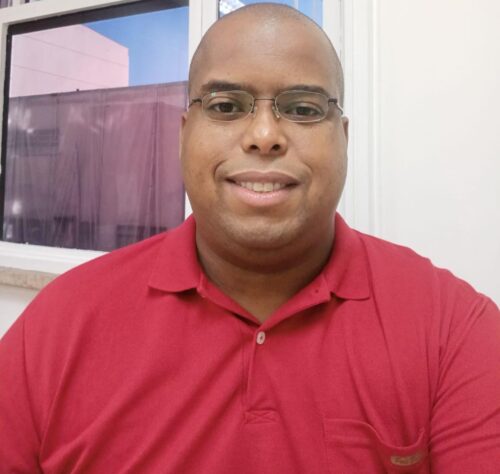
[9,24,129,96]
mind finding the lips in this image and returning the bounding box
[224,170,299,207]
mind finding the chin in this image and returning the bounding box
[219,214,307,251]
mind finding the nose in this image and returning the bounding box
[240,101,288,157]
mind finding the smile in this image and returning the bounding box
[223,170,300,207]
[236,182,288,193]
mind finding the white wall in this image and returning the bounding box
[374,0,499,303]
[0,284,37,337]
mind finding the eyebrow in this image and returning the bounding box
[197,81,334,98]
[286,84,333,97]
[198,81,251,95]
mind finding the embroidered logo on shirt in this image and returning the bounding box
[390,452,424,466]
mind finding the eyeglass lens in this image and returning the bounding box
[201,91,330,122]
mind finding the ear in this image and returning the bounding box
[341,116,349,144]
[179,111,188,160]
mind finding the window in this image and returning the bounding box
[1,0,189,251]
[218,0,323,25]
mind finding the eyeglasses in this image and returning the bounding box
[188,90,343,123]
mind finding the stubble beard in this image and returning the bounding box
[215,209,312,254]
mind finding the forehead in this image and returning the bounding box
[191,16,338,95]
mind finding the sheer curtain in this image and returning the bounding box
[4,82,186,251]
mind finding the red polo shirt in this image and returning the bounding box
[1,214,499,473]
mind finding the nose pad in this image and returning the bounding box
[271,105,281,120]
[250,100,281,120]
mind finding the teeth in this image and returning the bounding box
[273,182,285,191]
[238,182,287,193]
[263,182,274,192]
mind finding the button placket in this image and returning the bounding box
[243,328,269,409]
[242,328,278,424]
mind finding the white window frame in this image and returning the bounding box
[0,0,201,274]
[340,0,381,236]
[0,0,377,277]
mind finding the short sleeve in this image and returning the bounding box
[429,293,500,473]
[0,315,42,473]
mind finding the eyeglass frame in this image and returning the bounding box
[188,89,344,123]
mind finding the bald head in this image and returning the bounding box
[188,3,344,106]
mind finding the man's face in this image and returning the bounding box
[181,16,348,252]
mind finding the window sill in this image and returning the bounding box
[0,241,105,290]
[0,265,56,291]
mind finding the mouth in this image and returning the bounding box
[224,170,299,208]
[225,170,299,191]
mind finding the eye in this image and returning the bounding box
[277,91,329,122]
[203,92,250,121]
[210,100,241,114]
[283,102,323,118]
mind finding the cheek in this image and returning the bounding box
[181,126,209,178]
[302,132,346,178]
[181,126,225,208]
[298,136,347,213]
[181,140,205,201]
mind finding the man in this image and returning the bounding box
[1,4,499,473]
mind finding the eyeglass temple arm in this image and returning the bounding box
[328,98,344,116]
[188,98,202,108]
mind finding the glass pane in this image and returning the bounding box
[218,0,323,26]
[3,2,189,251]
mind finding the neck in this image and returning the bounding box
[195,226,334,323]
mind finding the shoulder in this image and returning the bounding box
[356,229,479,294]
[49,231,165,294]
[21,230,173,327]
[357,229,435,272]
[354,229,498,333]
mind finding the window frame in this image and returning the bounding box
[0,0,377,278]
[0,0,198,274]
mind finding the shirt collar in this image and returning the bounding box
[321,213,371,300]
[148,213,370,301]
[148,215,200,292]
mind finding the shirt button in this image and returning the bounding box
[256,331,266,345]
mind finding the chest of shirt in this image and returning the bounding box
[36,292,434,473]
